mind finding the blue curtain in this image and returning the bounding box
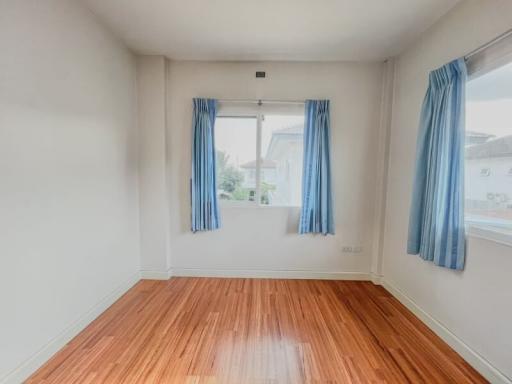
[299,100,334,235]
[191,98,220,232]
[407,58,467,270]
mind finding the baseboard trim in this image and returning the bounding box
[370,273,383,285]
[382,279,512,384]
[140,268,173,280]
[171,268,370,280]
[0,272,141,384]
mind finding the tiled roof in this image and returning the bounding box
[466,135,512,159]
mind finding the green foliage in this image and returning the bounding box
[216,151,228,170]
[232,188,249,200]
[216,150,244,197]
[216,150,277,203]
[260,182,276,205]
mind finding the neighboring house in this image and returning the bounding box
[465,134,512,225]
[238,124,304,205]
[240,158,277,189]
[265,124,303,206]
[466,130,495,147]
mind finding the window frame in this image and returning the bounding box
[464,34,512,247]
[215,101,304,209]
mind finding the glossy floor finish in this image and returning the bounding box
[27,278,487,383]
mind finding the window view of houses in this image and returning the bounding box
[465,61,512,232]
[215,114,304,206]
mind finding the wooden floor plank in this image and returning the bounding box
[27,278,487,383]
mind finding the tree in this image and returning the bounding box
[216,151,244,195]
[216,150,228,170]
[260,182,276,205]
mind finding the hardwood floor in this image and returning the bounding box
[27,278,487,383]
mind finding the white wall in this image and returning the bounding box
[6,0,509,381]
[137,56,171,278]
[165,60,384,277]
[0,0,140,382]
[382,0,512,382]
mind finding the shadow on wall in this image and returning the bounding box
[286,207,301,235]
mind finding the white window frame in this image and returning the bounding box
[465,32,512,247]
[216,101,304,208]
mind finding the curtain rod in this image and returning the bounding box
[217,98,305,105]
[464,28,512,61]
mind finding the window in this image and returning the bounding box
[479,168,491,177]
[215,102,304,207]
[465,60,512,236]
[215,116,257,203]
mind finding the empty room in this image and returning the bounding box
[1,0,512,383]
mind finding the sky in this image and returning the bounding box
[215,114,304,168]
[466,61,512,139]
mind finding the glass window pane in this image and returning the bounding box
[215,117,257,202]
[260,114,304,206]
[466,61,512,233]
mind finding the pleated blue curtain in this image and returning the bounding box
[299,100,335,235]
[191,98,220,232]
[407,58,467,270]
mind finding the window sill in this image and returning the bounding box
[219,202,300,209]
[466,224,512,248]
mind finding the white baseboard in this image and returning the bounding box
[382,279,512,384]
[171,268,370,280]
[0,272,141,384]
[140,268,173,280]
[370,273,383,285]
